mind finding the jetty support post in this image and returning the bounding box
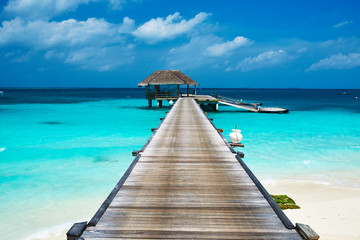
[157,100,163,107]
[67,221,87,240]
[187,85,189,96]
[148,99,152,107]
[208,103,218,112]
[177,85,180,97]
[215,103,218,112]
[296,223,319,240]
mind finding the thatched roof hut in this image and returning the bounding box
[139,70,199,106]
[138,70,199,87]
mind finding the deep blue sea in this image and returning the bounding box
[0,88,359,239]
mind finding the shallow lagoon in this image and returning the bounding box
[0,88,359,239]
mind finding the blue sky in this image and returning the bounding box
[0,0,359,88]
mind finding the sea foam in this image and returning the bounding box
[20,222,72,240]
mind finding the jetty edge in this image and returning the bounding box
[67,97,317,240]
[214,94,289,113]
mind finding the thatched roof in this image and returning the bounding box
[138,70,199,87]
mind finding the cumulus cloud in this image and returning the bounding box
[165,35,252,69]
[206,36,251,56]
[133,12,211,44]
[0,17,133,49]
[228,50,291,72]
[333,20,353,28]
[0,17,135,70]
[306,53,360,71]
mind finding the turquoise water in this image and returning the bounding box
[0,96,168,239]
[209,107,360,187]
[0,89,359,239]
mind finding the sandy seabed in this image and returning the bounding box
[266,182,360,240]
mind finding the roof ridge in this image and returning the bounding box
[138,70,199,87]
[171,70,196,85]
[167,70,187,85]
[147,70,163,83]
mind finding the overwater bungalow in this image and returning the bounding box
[138,70,199,107]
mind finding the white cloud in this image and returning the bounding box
[297,47,308,54]
[206,36,251,56]
[11,51,33,63]
[4,0,94,20]
[320,37,360,53]
[306,53,360,71]
[119,17,136,32]
[0,17,135,70]
[0,17,134,49]
[108,0,127,10]
[165,35,220,70]
[43,45,135,71]
[133,12,211,44]
[4,0,133,20]
[333,20,353,28]
[228,50,291,71]
[64,46,134,71]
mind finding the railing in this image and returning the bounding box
[180,89,196,97]
[145,91,178,99]
[146,90,196,99]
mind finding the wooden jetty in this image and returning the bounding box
[136,70,288,113]
[215,95,289,113]
[68,97,316,240]
[220,101,289,113]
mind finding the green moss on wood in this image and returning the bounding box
[271,194,300,210]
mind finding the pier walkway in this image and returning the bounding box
[68,98,303,239]
[219,100,289,113]
[215,95,289,113]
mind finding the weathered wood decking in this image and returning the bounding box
[219,100,289,113]
[214,94,289,113]
[71,98,302,239]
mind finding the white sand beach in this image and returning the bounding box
[266,182,360,240]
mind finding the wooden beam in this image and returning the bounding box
[230,143,245,148]
[296,223,319,240]
[66,222,87,240]
[236,151,245,158]
[132,150,140,156]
